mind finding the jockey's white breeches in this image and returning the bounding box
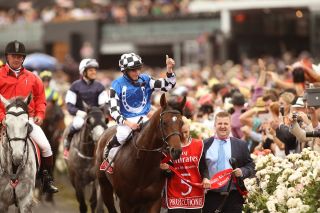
[116,115,148,144]
[29,118,52,157]
[71,115,85,130]
[108,115,148,162]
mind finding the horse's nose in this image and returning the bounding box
[170,148,182,160]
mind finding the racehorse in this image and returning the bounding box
[65,105,107,213]
[40,100,65,202]
[96,94,186,213]
[0,94,36,213]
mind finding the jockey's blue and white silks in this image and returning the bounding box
[109,73,176,124]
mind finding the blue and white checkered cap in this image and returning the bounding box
[119,53,143,72]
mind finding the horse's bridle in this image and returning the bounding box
[134,109,182,152]
[75,109,107,159]
[5,110,30,142]
[0,108,30,187]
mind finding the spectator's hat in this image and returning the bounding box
[254,97,266,112]
[291,96,304,108]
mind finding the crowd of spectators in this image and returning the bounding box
[141,51,320,159]
[0,0,193,25]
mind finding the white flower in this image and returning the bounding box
[287,198,302,208]
[298,205,310,212]
[287,187,298,197]
[288,170,302,182]
[288,208,300,213]
[266,200,276,212]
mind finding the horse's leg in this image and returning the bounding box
[74,179,88,213]
[97,171,117,213]
[18,191,34,213]
[148,198,162,213]
[89,182,97,213]
[95,180,105,213]
[119,200,139,213]
[0,202,9,213]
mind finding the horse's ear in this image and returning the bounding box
[0,94,9,107]
[178,96,187,113]
[160,93,167,108]
[24,93,32,105]
[83,101,89,112]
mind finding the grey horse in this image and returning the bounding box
[0,94,37,213]
[65,106,107,213]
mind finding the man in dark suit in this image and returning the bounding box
[200,111,255,213]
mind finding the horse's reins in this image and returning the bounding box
[133,110,182,152]
[0,108,30,207]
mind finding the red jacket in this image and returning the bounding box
[0,64,46,121]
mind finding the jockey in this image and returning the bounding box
[63,58,108,159]
[0,40,58,193]
[39,70,63,106]
[103,53,176,161]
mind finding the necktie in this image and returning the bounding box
[217,140,225,172]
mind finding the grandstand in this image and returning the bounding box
[0,0,319,69]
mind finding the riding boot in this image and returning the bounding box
[41,156,59,194]
[103,135,121,161]
[63,126,77,159]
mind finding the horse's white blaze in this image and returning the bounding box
[172,116,177,122]
[92,125,104,142]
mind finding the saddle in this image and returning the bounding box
[100,120,147,174]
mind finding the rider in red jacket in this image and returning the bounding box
[0,63,46,121]
[0,40,58,193]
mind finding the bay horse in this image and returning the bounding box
[96,94,186,213]
[40,100,65,202]
[65,105,107,213]
[0,94,36,213]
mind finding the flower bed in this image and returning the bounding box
[243,148,320,213]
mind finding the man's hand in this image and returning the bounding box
[233,168,243,177]
[258,58,266,72]
[160,163,169,170]
[34,116,43,125]
[202,178,211,189]
[124,120,140,130]
[166,55,175,73]
[267,71,278,81]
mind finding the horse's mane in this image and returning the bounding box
[5,97,28,112]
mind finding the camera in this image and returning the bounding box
[279,105,284,116]
[306,131,320,137]
[292,112,298,120]
[292,112,303,124]
[305,88,320,107]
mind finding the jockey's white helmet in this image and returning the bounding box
[79,58,99,75]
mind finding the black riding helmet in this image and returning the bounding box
[5,40,26,57]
